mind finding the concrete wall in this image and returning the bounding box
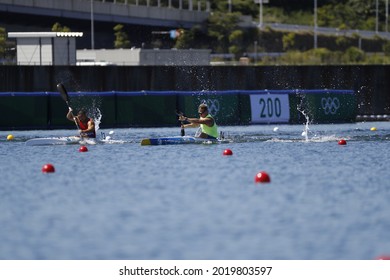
[76,49,211,65]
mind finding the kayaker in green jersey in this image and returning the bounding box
[179,104,218,139]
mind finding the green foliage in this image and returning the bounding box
[383,41,390,56]
[207,11,242,53]
[0,27,6,56]
[214,0,257,16]
[282,32,296,51]
[113,24,130,49]
[51,22,71,32]
[342,46,365,63]
[365,53,390,64]
[278,48,340,65]
[336,36,349,50]
[229,29,244,58]
[174,29,192,49]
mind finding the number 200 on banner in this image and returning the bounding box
[250,94,290,123]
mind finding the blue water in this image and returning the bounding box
[1,122,390,260]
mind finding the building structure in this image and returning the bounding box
[8,31,210,66]
[76,48,211,66]
[8,32,83,65]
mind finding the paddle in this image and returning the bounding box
[175,110,185,136]
[56,83,81,133]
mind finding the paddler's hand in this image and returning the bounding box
[178,115,187,122]
[68,107,73,112]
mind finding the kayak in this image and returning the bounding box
[25,136,127,146]
[25,136,96,146]
[140,135,230,146]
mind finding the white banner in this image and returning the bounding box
[1,260,390,280]
[250,94,290,123]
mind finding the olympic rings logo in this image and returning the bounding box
[201,99,220,116]
[321,97,340,115]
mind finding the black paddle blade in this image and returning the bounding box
[57,83,69,103]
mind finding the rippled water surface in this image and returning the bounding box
[1,122,390,260]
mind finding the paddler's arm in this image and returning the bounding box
[85,119,95,133]
[79,119,95,135]
[182,122,199,128]
[181,116,214,127]
[66,108,77,122]
[179,115,199,128]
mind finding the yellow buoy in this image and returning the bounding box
[6,134,14,141]
[370,127,377,131]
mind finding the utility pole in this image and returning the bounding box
[254,41,258,65]
[254,0,268,29]
[228,0,232,13]
[386,0,389,33]
[376,0,379,33]
[91,0,94,49]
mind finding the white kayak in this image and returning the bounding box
[25,136,96,146]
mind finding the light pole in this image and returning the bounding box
[386,0,389,32]
[260,0,263,28]
[376,0,379,33]
[228,0,232,13]
[91,0,94,49]
[254,0,268,29]
[314,0,317,49]
[254,41,258,65]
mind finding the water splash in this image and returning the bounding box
[297,105,310,142]
[90,107,102,133]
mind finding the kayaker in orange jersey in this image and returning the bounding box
[66,108,96,138]
[178,104,218,139]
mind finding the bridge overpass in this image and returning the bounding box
[0,0,212,48]
[0,0,211,28]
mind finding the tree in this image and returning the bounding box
[317,0,383,30]
[113,24,130,49]
[282,32,296,51]
[342,46,365,63]
[229,29,244,57]
[207,11,242,53]
[383,41,390,56]
[174,29,193,49]
[51,22,71,32]
[0,27,6,58]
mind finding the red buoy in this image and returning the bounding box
[375,255,390,260]
[255,171,271,183]
[79,145,88,152]
[223,149,233,156]
[338,139,347,145]
[42,164,55,173]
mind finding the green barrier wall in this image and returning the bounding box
[177,91,242,125]
[0,89,357,130]
[0,92,48,129]
[48,92,116,129]
[238,93,251,125]
[293,90,357,124]
[116,92,177,127]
